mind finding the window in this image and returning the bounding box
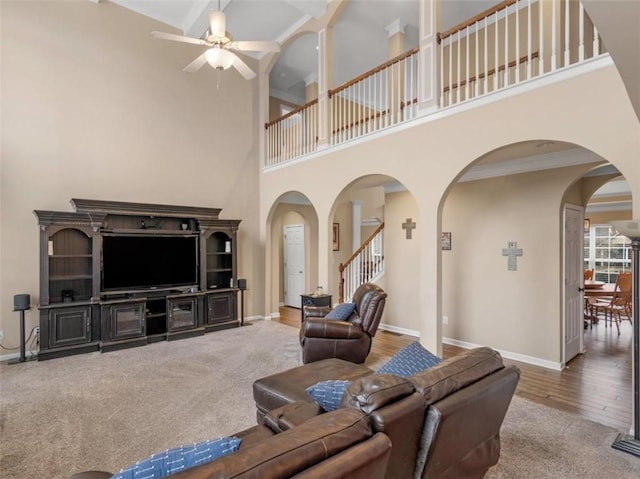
[584,224,632,283]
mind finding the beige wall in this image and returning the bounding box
[441,167,593,362]
[0,1,262,349]
[379,191,420,333]
[260,62,640,364]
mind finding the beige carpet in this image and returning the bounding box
[1,320,638,478]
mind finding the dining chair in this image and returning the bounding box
[588,272,632,335]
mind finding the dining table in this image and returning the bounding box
[583,281,617,297]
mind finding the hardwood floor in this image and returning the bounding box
[276,307,633,432]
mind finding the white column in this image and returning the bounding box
[418,0,439,113]
[352,200,362,252]
[317,27,333,149]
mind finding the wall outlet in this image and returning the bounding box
[0,330,4,341]
[442,316,449,325]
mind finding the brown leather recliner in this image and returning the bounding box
[299,283,387,364]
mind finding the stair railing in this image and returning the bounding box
[338,222,385,303]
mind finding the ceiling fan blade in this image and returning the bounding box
[231,41,281,53]
[151,31,207,46]
[183,53,208,73]
[209,11,226,38]
[231,55,256,80]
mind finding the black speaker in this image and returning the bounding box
[237,279,247,290]
[13,294,30,311]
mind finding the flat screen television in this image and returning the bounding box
[102,235,198,291]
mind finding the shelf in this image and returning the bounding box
[50,275,93,281]
[146,312,166,319]
[207,252,232,256]
[104,229,197,236]
[207,268,232,273]
[49,254,93,259]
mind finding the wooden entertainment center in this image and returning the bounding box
[34,199,241,360]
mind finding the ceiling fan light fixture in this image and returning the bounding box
[205,48,235,70]
[209,11,226,38]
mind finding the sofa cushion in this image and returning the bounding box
[341,374,415,415]
[411,346,505,406]
[110,436,241,479]
[306,380,352,411]
[325,302,356,320]
[377,341,442,377]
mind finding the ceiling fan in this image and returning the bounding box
[151,5,280,80]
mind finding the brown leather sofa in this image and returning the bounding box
[69,408,392,479]
[253,347,520,479]
[300,282,387,364]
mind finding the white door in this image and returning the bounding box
[284,224,305,307]
[564,205,584,363]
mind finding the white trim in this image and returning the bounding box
[443,337,564,371]
[586,201,633,213]
[459,148,604,182]
[0,351,37,362]
[264,55,614,173]
[379,323,420,337]
[275,14,314,45]
[269,88,306,106]
[385,18,406,37]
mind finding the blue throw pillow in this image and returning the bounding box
[377,341,442,377]
[110,436,241,479]
[306,380,352,411]
[325,302,356,320]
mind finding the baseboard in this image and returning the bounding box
[0,351,25,362]
[246,315,268,322]
[443,337,563,371]
[378,323,420,337]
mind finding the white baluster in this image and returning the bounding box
[456,30,461,104]
[551,0,557,71]
[539,0,545,75]
[564,0,570,66]
[578,3,585,61]
[527,0,532,79]
[515,0,520,83]
[475,21,480,97]
[504,2,509,86]
[593,25,600,56]
[440,36,445,106]
[484,16,488,94]
[465,25,470,100]
[494,11,499,90]
[448,35,453,105]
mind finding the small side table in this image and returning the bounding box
[300,294,332,322]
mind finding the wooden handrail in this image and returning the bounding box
[438,0,519,43]
[264,98,318,129]
[339,222,385,274]
[329,48,419,97]
[442,51,538,93]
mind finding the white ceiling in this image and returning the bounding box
[105,0,632,201]
[108,0,499,104]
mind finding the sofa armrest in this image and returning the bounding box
[262,400,323,433]
[302,319,365,339]
[69,472,112,479]
[303,305,333,320]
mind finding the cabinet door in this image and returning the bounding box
[109,302,145,340]
[49,306,91,348]
[168,297,198,331]
[207,293,235,324]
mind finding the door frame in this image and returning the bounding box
[563,203,585,366]
[283,224,306,308]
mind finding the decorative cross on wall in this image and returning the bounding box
[402,218,416,239]
[502,241,523,271]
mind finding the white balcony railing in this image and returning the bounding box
[264,0,605,168]
[264,99,318,167]
[329,48,419,145]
